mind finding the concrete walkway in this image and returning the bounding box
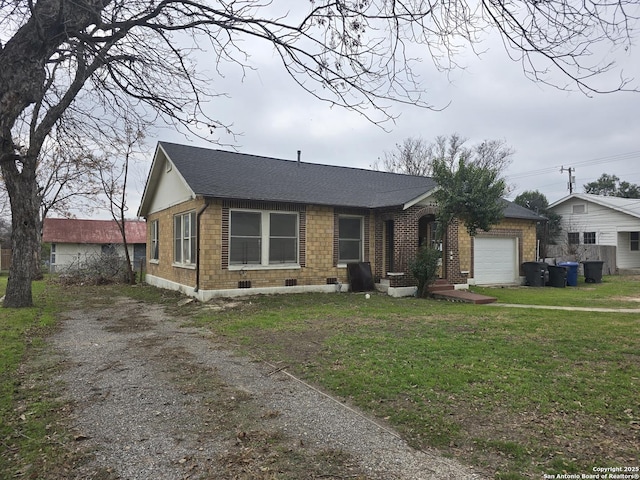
[487,303,640,313]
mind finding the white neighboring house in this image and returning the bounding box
[42,218,147,272]
[548,193,640,270]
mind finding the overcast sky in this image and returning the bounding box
[130,14,640,217]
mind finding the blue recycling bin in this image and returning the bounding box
[558,261,579,286]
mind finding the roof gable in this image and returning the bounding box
[549,193,640,219]
[42,218,147,244]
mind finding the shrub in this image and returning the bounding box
[409,246,442,298]
[57,253,131,285]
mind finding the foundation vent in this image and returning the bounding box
[238,280,252,289]
[285,278,297,287]
[326,277,338,285]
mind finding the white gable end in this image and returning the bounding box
[138,145,195,217]
[147,158,193,214]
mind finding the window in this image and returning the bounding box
[174,211,196,265]
[151,220,159,261]
[269,213,298,264]
[229,210,299,266]
[51,243,56,264]
[568,232,579,245]
[584,232,596,244]
[230,211,261,265]
[631,232,639,251]
[572,204,586,214]
[338,215,363,263]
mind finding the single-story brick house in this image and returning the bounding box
[137,142,542,299]
[42,218,147,272]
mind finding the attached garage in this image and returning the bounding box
[473,237,519,285]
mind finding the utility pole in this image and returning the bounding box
[560,166,575,193]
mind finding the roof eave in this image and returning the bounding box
[402,186,440,210]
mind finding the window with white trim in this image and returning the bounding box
[583,232,596,244]
[151,220,159,261]
[631,232,639,251]
[174,211,196,265]
[229,210,298,266]
[338,215,363,263]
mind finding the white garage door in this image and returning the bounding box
[474,237,518,285]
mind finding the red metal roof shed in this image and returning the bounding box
[42,218,146,244]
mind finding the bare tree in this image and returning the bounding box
[1,0,638,306]
[375,137,434,176]
[379,134,514,182]
[98,124,144,285]
[38,140,108,222]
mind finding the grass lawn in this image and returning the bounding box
[471,274,640,308]
[2,274,638,479]
[0,274,73,478]
[185,275,640,479]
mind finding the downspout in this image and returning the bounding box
[194,198,211,294]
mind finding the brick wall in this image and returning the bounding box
[146,197,538,292]
[148,198,370,291]
[146,198,205,287]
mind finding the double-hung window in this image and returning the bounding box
[338,215,363,263]
[583,232,596,245]
[631,232,639,251]
[151,220,159,261]
[568,232,579,245]
[229,210,298,266]
[174,211,196,265]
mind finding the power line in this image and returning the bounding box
[506,150,640,181]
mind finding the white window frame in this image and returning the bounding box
[173,211,196,267]
[50,243,56,265]
[228,209,300,270]
[338,214,364,266]
[151,219,159,262]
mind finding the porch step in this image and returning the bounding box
[427,279,455,293]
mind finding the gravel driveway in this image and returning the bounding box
[53,296,484,479]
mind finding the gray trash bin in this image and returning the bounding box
[582,260,604,283]
[547,265,567,288]
[522,262,547,287]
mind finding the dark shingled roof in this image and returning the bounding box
[159,142,438,209]
[500,199,546,221]
[156,142,544,221]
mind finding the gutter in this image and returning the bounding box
[194,198,211,293]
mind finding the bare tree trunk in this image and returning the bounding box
[2,159,39,307]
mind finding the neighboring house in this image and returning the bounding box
[137,142,542,299]
[42,218,147,272]
[548,193,640,270]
